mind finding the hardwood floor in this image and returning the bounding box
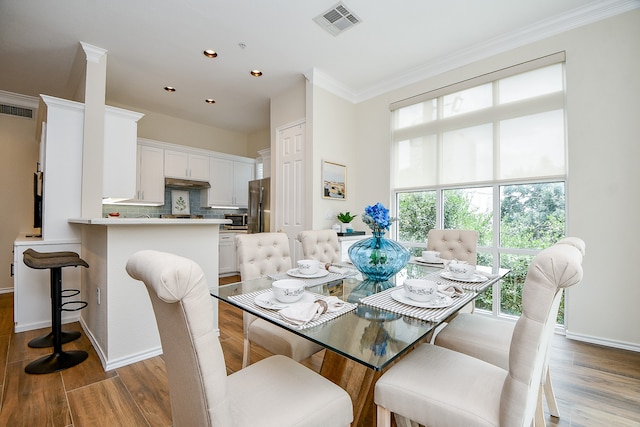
[0,278,638,426]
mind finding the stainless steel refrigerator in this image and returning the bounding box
[247,178,270,233]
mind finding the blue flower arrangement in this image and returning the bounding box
[362,202,396,233]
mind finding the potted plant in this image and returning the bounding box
[337,211,357,233]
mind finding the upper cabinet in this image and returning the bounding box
[136,143,165,204]
[103,106,145,200]
[204,156,255,208]
[164,150,209,180]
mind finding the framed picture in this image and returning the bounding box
[171,190,190,214]
[322,161,346,200]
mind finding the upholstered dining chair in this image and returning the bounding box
[433,237,585,426]
[374,239,584,427]
[236,232,323,367]
[126,250,353,427]
[297,229,341,264]
[426,229,480,264]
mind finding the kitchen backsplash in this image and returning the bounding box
[102,188,246,218]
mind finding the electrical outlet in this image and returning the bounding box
[97,288,101,305]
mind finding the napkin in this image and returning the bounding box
[278,297,345,326]
[437,283,465,298]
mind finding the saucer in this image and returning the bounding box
[415,257,444,265]
[286,268,330,278]
[254,291,315,309]
[440,270,488,283]
[391,289,453,308]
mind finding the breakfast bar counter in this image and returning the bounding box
[69,217,228,370]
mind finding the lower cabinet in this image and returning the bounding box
[338,235,366,263]
[219,233,238,276]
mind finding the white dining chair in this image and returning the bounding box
[434,237,585,426]
[374,239,584,427]
[426,228,480,264]
[236,232,323,367]
[297,229,341,264]
[126,250,353,427]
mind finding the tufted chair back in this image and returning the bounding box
[297,230,341,264]
[426,229,479,265]
[126,250,233,426]
[236,232,292,280]
[500,240,584,426]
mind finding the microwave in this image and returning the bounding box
[224,213,248,228]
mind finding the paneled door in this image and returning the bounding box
[275,121,306,263]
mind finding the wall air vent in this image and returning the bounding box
[313,2,362,36]
[0,103,33,119]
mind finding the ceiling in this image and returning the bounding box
[0,0,635,134]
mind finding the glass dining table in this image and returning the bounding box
[212,261,509,426]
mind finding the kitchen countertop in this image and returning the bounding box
[69,218,230,226]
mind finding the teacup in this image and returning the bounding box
[297,259,320,275]
[272,279,306,303]
[421,250,441,263]
[448,262,475,279]
[404,279,438,302]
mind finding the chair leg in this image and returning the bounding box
[544,369,560,418]
[242,338,251,368]
[534,386,546,427]
[376,405,392,427]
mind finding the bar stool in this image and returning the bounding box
[22,248,89,374]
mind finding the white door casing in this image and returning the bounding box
[276,121,306,263]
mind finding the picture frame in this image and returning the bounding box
[322,161,346,200]
[171,190,191,214]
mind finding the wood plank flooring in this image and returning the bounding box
[0,277,638,426]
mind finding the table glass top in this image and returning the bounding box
[212,263,507,371]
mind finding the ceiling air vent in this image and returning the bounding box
[0,103,33,119]
[314,2,362,36]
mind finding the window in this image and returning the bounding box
[391,53,567,323]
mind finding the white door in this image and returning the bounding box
[276,121,306,263]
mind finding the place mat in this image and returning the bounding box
[229,289,357,330]
[269,270,348,287]
[423,270,496,292]
[360,286,476,323]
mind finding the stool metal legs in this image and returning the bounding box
[25,267,88,374]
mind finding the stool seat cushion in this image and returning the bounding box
[23,249,88,269]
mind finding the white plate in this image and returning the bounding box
[391,289,453,308]
[415,257,444,265]
[440,270,488,283]
[286,268,330,278]
[254,291,315,310]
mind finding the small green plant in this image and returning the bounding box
[337,211,357,223]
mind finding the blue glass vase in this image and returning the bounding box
[348,231,410,282]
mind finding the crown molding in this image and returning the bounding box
[316,0,640,104]
[0,90,39,109]
[80,41,108,63]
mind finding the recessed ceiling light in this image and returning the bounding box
[205,99,216,104]
[203,49,218,58]
[250,70,263,77]
[164,86,176,92]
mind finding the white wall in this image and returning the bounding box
[350,10,640,350]
[0,113,38,290]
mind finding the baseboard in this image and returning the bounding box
[79,317,164,371]
[565,330,640,353]
[0,287,14,295]
[15,313,81,333]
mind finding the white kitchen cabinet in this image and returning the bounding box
[204,157,255,208]
[13,236,82,332]
[164,149,209,180]
[219,232,237,276]
[208,157,234,206]
[103,106,144,200]
[137,144,165,204]
[233,161,254,208]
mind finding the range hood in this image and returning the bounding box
[165,177,211,189]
